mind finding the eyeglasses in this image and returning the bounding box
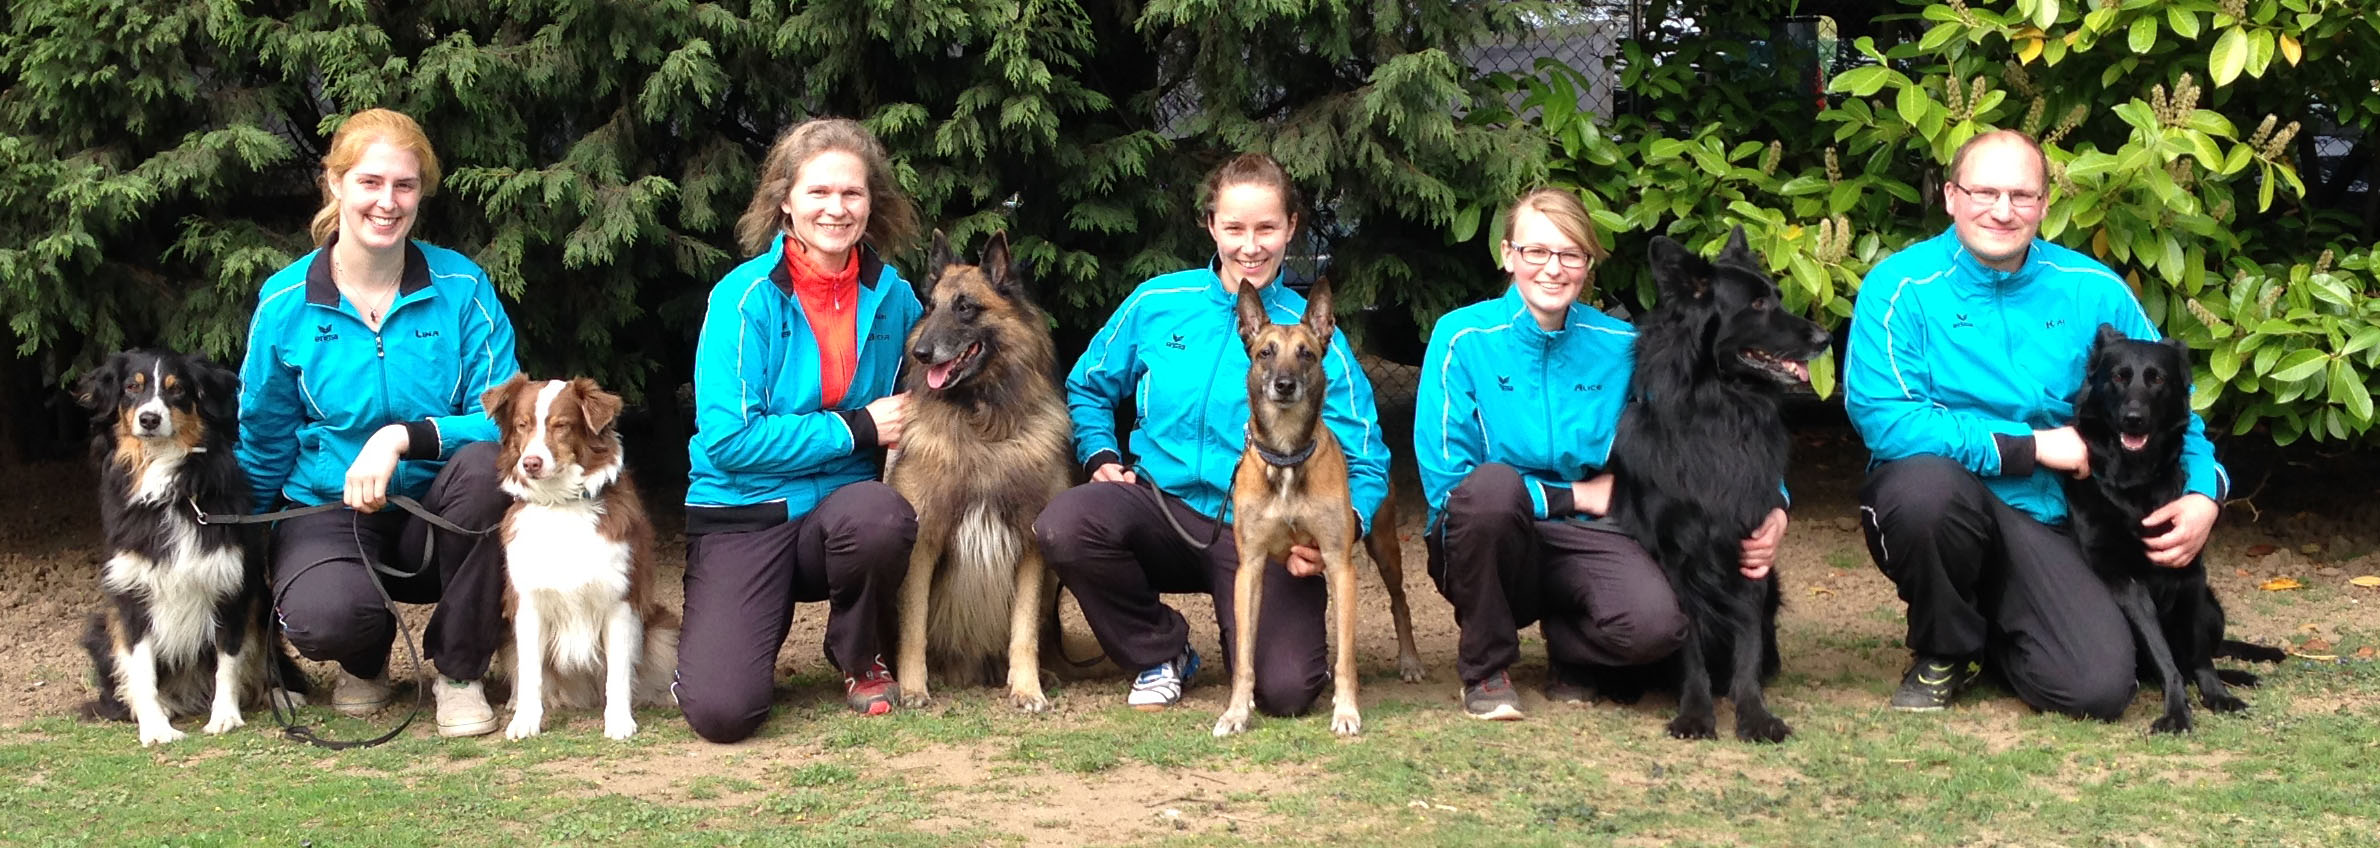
[1948,182,2046,210]
[1506,241,1593,270]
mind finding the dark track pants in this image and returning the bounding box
[1860,455,2137,720]
[1035,481,1329,717]
[270,441,512,683]
[675,481,915,743]
[1426,463,1688,685]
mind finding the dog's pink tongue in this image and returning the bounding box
[1785,359,1810,382]
[2121,433,2149,451]
[926,360,957,390]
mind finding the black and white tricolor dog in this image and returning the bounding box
[75,349,306,746]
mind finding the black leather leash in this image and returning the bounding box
[195,495,496,749]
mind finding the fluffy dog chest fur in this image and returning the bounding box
[503,498,632,669]
[100,520,242,667]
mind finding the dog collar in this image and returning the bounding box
[1246,423,1317,467]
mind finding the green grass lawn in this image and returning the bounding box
[5,656,2374,847]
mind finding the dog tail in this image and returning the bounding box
[635,614,681,708]
[2218,639,2287,663]
[79,613,131,722]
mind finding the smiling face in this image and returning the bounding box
[328,141,424,252]
[1944,135,2047,272]
[781,149,872,272]
[1502,206,1592,328]
[1207,182,1297,291]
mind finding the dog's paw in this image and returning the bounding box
[1212,709,1252,738]
[203,709,246,735]
[268,688,306,710]
[1396,653,1426,684]
[2203,693,2249,713]
[1666,712,1717,741]
[1008,687,1051,714]
[2149,711,2194,735]
[898,687,932,709]
[1331,706,1362,737]
[505,711,544,741]
[1735,713,1792,744]
[138,722,186,747]
[603,710,638,740]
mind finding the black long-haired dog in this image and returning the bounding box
[2063,325,2282,734]
[1607,227,1830,743]
[75,349,306,745]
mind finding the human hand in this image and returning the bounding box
[2142,493,2219,568]
[865,393,907,448]
[1738,507,1787,579]
[1572,474,1613,517]
[343,424,410,513]
[1091,463,1138,484]
[1286,543,1323,578]
[2034,426,2091,479]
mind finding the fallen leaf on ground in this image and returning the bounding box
[2259,577,2304,591]
[2245,544,2277,557]
[1808,586,1836,597]
[2301,638,2333,653]
[2235,568,2253,577]
[2358,646,2376,659]
[2349,575,2380,588]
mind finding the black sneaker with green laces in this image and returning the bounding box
[1890,655,1980,712]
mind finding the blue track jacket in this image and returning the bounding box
[1415,286,1636,529]
[1846,228,2227,523]
[684,235,920,531]
[238,239,519,509]
[1066,265,1390,533]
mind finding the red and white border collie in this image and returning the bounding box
[483,375,678,739]
[75,349,307,746]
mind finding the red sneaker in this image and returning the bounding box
[844,656,900,716]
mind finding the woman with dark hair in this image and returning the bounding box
[1034,153,1391,717]
[677,117,924,742]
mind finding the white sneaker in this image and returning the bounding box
[433,678,498,737]
[1127,646,1200,711]
[331,671,394,717]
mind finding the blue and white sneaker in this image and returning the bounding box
[1127,646,1201,711]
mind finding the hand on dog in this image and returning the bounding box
[2142,493,2219,568]
[1287,544,1323,578]
[1571,474,1614,517]
[1091,463,1138,484]
[343,424,410,513]
[1738,508,1787,579]
[866,393,909,448]
[2033,426,2091,479]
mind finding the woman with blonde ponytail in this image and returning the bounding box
[236,107,520,738]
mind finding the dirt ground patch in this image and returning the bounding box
[6,421,2375,726]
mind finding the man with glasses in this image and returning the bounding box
[1844,130,2228,720]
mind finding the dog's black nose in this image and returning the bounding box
[137,411,162,431]
[1271,377,1297,396]
[1809,328,1833,349]
[2121,413,2146,430]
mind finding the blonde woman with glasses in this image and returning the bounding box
[1414,188,1790,720]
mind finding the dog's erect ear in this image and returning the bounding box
[479,372,530,426]
[926,229,956,292]
[570,377,624,436]
[1648,236,1711,303]
[1301,277,1336,342]
[73,354,126,413]
[1718,225,1756,267]
[1234,283,1272,347]
[2094,323,2128,350]
[187,354,242,425]
[980,230,1021,300]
